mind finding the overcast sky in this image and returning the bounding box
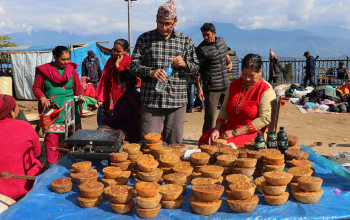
[0,0,349,35]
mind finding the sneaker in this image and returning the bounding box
[199,107,204,112]
[186,109,193,113]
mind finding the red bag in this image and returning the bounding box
[39,100,64,129]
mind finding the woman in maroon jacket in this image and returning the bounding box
[0,94,43,199]
[32,46,84,167]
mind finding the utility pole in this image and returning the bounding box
[125,0,137,55]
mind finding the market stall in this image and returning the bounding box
[1,146,350,220]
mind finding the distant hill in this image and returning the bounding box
[7,23,350,58]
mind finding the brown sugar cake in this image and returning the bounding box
[111,160,130,171]
[188,196,222,216]
[128,151,144,163]
[291,187,323,204]
[173,161,194,177]
[287,167,313,182]
[263,171,293,186]
[104,185,133,204]
[236,158,258,168]
[232,167,256,177]
[297,176,323,192]
[290,159,313,168]
[145,140,163,149]
[71,161,92,173]
[135,203,161,219]
[200,145,218,155]
[159,153,180,167]
[201,165,224,179]
[254,176,265,194]
[122,143,141,154]
[77,195,102,208]
[289,182,299,190]
[135,193,162,209]
[109,152,128,163]
[222,166,233,175]
[191,171,202,179]
[261,181,287,196]
[161,195,184,209]
[263,191,289,206]
[144,133,162,143]
[167,144,187,157]
[285,149,309,160]
[190,152,210,166]
[115,170,131,185]
[288,145,301,150]
[102,166,122,179]
[258,148,280,155]
[212,176,224,185]
[78,181,104,198]
[264,153,285,165]
[228,181,256,200]
[192,184,224,202]
[191,177,216,185]
[101,177,117,187]
[160,166,173,175]
[191,163,205,173]
[247,150,264,160]
[137,158,159,172]
[226,174,251,185]
[137,168,163,182]
[287,135,299,146]
[244,142,255,149]
[160,184,183,201]
[227,194,259,213]
[138,154,155,161]
[70,169,98,184]
[50,177,73,194]
[216,154,237,167]
[218,147,239,157]
[135,182,161,198]
[238,147,249,158]
[110,199,134,214]
[157,147,175,157]
[163,173,187,185]
[213,139,228,146]
[264,163,285,172]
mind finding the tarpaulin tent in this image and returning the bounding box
[0,42,112,100]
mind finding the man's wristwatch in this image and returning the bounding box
[232,129,238,137]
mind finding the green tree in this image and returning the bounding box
[0,35,17,48]
[282,63,294,82]
[0,35,16,65]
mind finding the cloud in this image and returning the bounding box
[1,0,350,35]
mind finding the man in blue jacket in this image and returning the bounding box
[303,51,317,87]
[81,50,102,89]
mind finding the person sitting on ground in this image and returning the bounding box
[198,53,276,146]
[0,94,43,200]
[81,77,98,111]
[99,69,141,143]
[32,46,85,167]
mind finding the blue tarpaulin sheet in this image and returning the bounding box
[1,146,350,220]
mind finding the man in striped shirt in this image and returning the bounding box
[131,0,199,144]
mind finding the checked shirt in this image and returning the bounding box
[131,29,199,109]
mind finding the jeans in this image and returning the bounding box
[187,82,204,110]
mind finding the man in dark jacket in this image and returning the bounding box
[227,48,240,81]
[268,51,282,84]
[196,23,232,134]
[81,50,102,89]
[303,51,317,87]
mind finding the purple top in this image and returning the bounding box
[104,88,141,143]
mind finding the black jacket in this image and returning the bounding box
[196,37,230,92]
[305,56,316,76]
[81,57,102,83]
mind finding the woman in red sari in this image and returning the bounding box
[95,39,131,124]
[199,53,276,146]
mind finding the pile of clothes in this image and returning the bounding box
[274,84,350,113]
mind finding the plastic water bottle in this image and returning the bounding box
[155,59,173,92]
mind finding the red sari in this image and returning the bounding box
[95,55,131,111]
[199,78,270,146]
